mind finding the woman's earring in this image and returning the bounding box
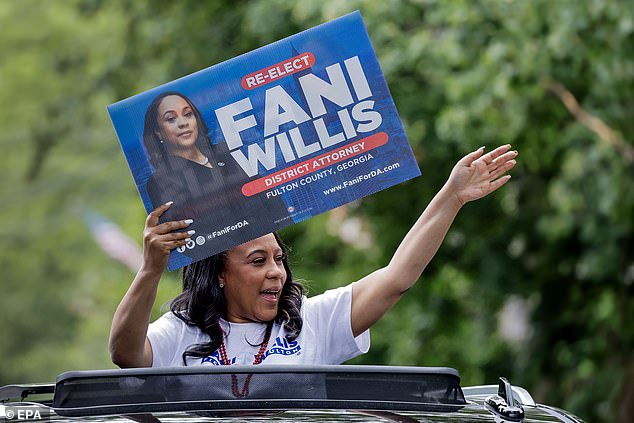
[159,138,164,144]
[219,283,224,288]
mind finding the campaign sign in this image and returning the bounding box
[108,11,421,271]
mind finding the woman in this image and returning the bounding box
[109,144,518,368]
[142,92,290,263]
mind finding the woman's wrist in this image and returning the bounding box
[438,183,466,212]
[138,261,166,280]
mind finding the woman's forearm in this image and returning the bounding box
[386,183,462,292]
[351,184,462,336]
[108,266,162,368]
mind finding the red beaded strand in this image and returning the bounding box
[218,322,273,398]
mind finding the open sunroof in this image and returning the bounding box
[53,365,466,417]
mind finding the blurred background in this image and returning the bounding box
[1,0,632,421]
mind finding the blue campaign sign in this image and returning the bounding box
[108,11,421,271]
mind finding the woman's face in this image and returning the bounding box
[220,234,287,323]
[155,95,199,152]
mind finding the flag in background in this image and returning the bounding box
[83,210,143,273]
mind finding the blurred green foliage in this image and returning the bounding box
[1,1,632,422]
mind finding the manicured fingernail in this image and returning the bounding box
[513,150,518,154]
[187,230,196,235]
[478,146,485,151]
[184,219,193,224]
[185,238,191,243]
[165,201,174,206]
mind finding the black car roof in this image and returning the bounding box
[52,365,465,417]
[0,365,583,422]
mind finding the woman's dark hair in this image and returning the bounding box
[142,91,212,169]
[170,233,305,365]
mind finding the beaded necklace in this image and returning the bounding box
[218,321,273,398]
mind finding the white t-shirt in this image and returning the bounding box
[147,284,370,367]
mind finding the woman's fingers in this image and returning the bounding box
[159,229,195,242]
[145,202,194,235]
[459,144,514,170]
[488,174,512,194]
[489,150,518,168]
[153,218,194,235]
[145,220,193,247]
[458,146,485,166]
[145,228,193,254]
[143,202,196,256]
[489,159,517,180]
[141,203,196,269]
[477,144,513,165]
[150,236,189,250]
[487,150,518,177]
[146,201,174,228]
[450,144,517,205]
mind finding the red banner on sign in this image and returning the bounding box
[241,132,389,196]
[241,52,316,90]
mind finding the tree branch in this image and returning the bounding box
[543,79,634,163]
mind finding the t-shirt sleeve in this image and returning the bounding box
[147,312,185,368]
[303,284,370,364]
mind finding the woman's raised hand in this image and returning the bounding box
[446,144,518,207]
[142,202,193,272]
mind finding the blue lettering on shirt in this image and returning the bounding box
[201,351,233,366]
[263,337,301,360]
[201,336,302,365]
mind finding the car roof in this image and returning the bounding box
[0,365,583,422]
[52,365,464,417]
